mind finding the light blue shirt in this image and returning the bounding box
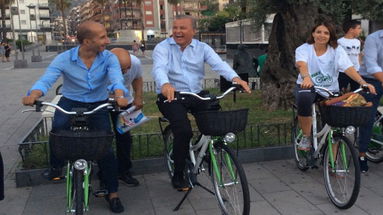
[29,46,128,103]
[122,55,142,104]
[152,38,238,93]
[359,30,383,79]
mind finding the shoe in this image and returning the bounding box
[119,172,139,187]
[359,156,369,173]
[297,136,312,151]
[105,196,124,213]
[171,173,190,191]
[42,167,64,181]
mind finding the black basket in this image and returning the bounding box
[194,109,249,136]
[318,104,374,127]
[49,130,113,161]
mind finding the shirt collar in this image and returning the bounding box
[70,45,106,62]
[168,37,196,48]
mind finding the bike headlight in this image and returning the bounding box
[224,132,236,143]
[345,126,356,135]
[74,159,87,170]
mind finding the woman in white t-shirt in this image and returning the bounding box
[294,21,376,151]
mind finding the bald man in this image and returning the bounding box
[109,48,143,186]
[22,21,126,213]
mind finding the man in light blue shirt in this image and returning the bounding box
[152,15,250,191]
[358,29,383,173]
[22,21,126,213]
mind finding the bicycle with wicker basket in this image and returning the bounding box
[24,100,116,215]
[159,85,250,215]
[292,86,373,209]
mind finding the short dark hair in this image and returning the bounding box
[343,20,361,33]
[175,15,196,29]
[307,21,338,49]
[76,21,96,44]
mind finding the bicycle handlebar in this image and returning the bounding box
[313,85,369,98]
[177,84,243,101]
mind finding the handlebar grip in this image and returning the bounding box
[34,100,43,112]
[232,83,244,92]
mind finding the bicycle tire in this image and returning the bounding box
[366,114,383,163]
[163,126,175,178]
[323,135,360,209]
[292,115,309,171]
[74,169,84,215]
[210,143,250,215]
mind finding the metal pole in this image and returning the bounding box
[28,6,35,56]
[16,0,25,60]
[9,4,18,60]
[34,5,40,56]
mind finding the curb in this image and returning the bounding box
[15,145,293,187]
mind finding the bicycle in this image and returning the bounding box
[23,100,116,215]
[159,85,251,215]
[292,86,372,209]
[366,106,383,162]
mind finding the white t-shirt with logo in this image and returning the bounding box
[337,37,361,71]
[295,43,353,92]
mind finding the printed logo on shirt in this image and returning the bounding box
[311,71,333,87]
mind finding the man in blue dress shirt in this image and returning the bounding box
[152,15,251,191]
[358,29,383,173]
[22,21,126,213]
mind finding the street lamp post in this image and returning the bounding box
[12,0,28,68]
[27,4,42,62]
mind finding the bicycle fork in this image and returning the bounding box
[66,160,91,213]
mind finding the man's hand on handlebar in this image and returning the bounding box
[362,83,376,95]
[22,90,42,106]
[232,77,251,93]
[161,83,176,102]
[301,76,314,89]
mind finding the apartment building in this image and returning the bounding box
[0,0,52,44]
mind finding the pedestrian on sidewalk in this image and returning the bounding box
[140,40,146,56]
[0,42,5,62]
[132,40,139,55]
[4,42,11,62]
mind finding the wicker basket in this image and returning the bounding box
[194,109,249,136]
[49,130,113,161]
[318,104,373,127]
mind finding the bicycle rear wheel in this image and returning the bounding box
[74,169,84,215]
[292,116,310,171]
[163,126,175,178]
[323,135,360,209]
[210,143,250,215]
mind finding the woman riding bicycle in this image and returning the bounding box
[295,20,375,152]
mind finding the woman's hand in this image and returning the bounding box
[301,76,314,89]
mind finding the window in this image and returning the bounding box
[145,11,152,15]
[146,21,153,25]
[144,1,151,5]
[20,10,25,14]
[21,20,27,25]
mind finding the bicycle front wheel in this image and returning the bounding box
[323,135,360,209]
[74,169,84,215]
[367,117,383,163]
[292,116,309,171]
[210,143,250,215]
[163,126,175,178]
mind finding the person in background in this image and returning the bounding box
[140,40,146,56]
[132,40,139,55]
[257,49,267,76]
[0,42,5,62]
[4,42,11,62]
[338,20,363,92]
[232,44,253,83]
[358,29,383,173]
[109,48,142,186]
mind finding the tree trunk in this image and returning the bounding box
[261,3,320,110]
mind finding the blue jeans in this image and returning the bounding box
[50,97,118,193]
[358,78,383,153]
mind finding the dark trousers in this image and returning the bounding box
[110,106,133,175]
[358,78,383,153]
[50,97,118,193]
[338,72,360,92]
[156,93,216,174]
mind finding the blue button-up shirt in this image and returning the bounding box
[151,38,238,93]
[359,30,383,79]
[29,46,127,102]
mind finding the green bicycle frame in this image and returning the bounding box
[209,139,237,186]
[66,162,72,212]
[327,130,349,170]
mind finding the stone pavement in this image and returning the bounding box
[1,49,383,215]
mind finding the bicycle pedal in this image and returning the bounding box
[93,189,108,198]
[51,176,65,182]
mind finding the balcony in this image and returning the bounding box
[38,3,49,9]
[39,14,51,20]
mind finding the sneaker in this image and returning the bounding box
[42,167,64,181]
[297,136,312,151]
[119,172,139,187]
[105,196,124,213]
[171,173,190,191]
[359,156,369,173]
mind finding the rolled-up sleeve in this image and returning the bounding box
[204,44,238,81]
[152,44,170,88]
[364,35,382,74]
[107,54,129,94]
[28,57,62,96]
